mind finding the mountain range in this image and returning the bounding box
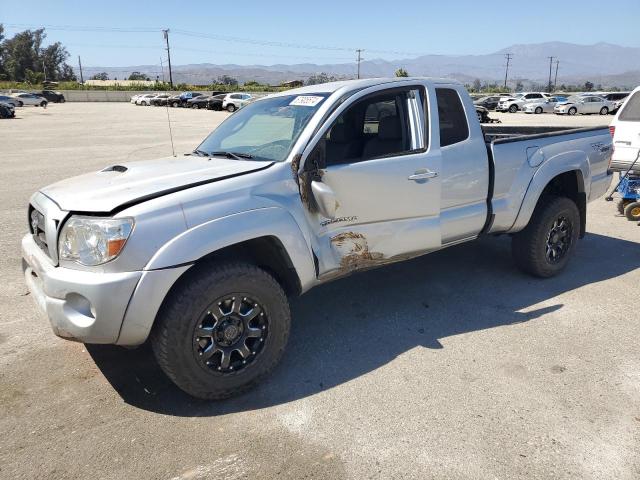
[81,42,640,88]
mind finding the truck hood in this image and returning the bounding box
[41,156,274,212]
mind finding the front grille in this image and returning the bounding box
[29,205,49,256]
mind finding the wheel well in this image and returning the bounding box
[193,236,302,296]
[540,170,587,237]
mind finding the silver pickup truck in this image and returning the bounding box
[22,78,613,399]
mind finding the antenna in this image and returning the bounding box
[165,103,176,157]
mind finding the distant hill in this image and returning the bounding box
[80,41,640,88]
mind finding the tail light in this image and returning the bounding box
[608,126,615,167]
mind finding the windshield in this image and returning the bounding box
[197,93,328,162]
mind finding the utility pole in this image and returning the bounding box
[554,59,560,91]
[547,56,555,93]
[503,53,512,89]
[356,49,364,79]
[162,29,174,88]
[78,55,84,84]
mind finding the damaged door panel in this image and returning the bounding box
[297,84,443,277]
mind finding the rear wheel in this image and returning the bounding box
[624,201,640,221]
[599,107,609,115]
[512,196,580,278]
[568,107,577,115]
[151,262,291,400]
[535,107,543,114]
[509,104,518,113]
[171,101,179,107]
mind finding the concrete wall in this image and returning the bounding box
[59,90,184,102]
[57,90,273,102]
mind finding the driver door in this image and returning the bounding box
[298,85,442,277]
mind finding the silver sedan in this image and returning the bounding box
[523,96,567,114]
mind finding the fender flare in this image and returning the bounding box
[145,207,317,291]
[510,150,589,233]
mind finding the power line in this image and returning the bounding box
[356,49,364,79]
[547,56,555,92]
[78,55,84,83]
[503,53,512,89]
[162,29,173,88]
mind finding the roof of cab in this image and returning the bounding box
[269,77,460,97]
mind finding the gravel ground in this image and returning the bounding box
[1,103,639,480]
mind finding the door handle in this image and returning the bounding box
[408,170,438,181]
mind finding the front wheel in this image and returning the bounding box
[512,196,580,278]
[509,104,518,113]
[17,101,23,107]
[624,202,640,221]
[151,262,291,400]
[535,107,543,114]
[568,107,577,115]
[226,104,236,112]
[599,107,609,115]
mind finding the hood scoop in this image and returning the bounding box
[101,165,128,173]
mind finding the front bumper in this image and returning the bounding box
[22,233,189,345]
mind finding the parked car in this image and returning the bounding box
[522,96,567,114]
[554,95,615,115]
[135,94,156,106]
[0,102,15,118]
[609,86,640,175]
[207,93,228,111]
[473,95,503,110]
[222,93,253,112]
[612,97,629,114]
[11,92,47,107]
[174,92,203,107]
[21,78,613,399]
[0,95,21,107]
[130,94,141,104]
[496,92,550,113]
[187,95,213,109]
[151,94,172,106]
[38,90,65,103]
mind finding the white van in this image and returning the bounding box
[610,86,640,174]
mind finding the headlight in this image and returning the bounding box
[59,216,134,266]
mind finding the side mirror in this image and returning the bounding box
[311,181,337,219]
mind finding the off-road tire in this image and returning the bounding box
[624,201,640,221]
[617,199,630,215]
[151,262,291,400]
[512,196,580,278]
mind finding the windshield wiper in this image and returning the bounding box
[211,151,254,160]
[190,149,210,157]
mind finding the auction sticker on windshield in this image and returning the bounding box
[289,96,324,107]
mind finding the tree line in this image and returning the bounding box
[0,24,76,83]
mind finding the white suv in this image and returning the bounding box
[222,93,253,112]
[609,86,640,174]
[497,92,550,113]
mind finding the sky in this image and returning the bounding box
[3,0,640,69]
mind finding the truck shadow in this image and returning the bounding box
[87,232,640,416]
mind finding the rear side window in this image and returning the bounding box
[619,92,640,121]
[436,88,469,147]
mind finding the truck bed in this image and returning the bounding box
[481,125,612,235]
[482,125,604,143]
